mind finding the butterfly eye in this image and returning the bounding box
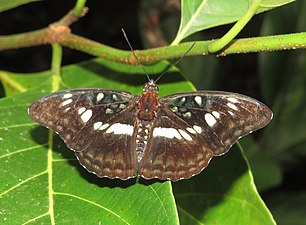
[143,82,159,93]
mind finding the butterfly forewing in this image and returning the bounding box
[29,88,139,179]
[162,91,273,156]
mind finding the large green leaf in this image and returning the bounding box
[0,0,40,13]
[0,58,275,224]
[0,59,182,224]
[174,144,276,225]
[172,0,295,45]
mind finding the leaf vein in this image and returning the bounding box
[0,170,47,197]
[0,144,48,159]
[22,212,49,225]
[0,123,37,130]
[53,192,131,225]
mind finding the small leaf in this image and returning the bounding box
[256,0,295,14]
[172,0,295,45]
[0,0,40,13]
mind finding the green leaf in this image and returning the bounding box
[0,70,48,96]
[0,0,40,13]
[256,0,295,14]
[0,58,275,224]
[240,137,282,191]
[0,59,183,224]
[172,0,295,45]
[174,144,276,225]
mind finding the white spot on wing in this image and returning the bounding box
[183,112,191,119]
[106,123,133,135]
[228,111,234,116]
[112,94,119,101]
[227,102,238,110]
[78,107,86,115]
[178,129,192,141]
[212,111,220,119]
[194,96,202,106]
[180,97,186,104]
[62,99,73,106]
[119,104,126,109]
[171,106,178,112]
[227,97,239,103]
[81,109,92,123]
[96,93,104,102]
[106,108,114,114]
[63,93,72,99]
[99,123,109,130]
[93,121,103,130]
[205,113,217,127]
[193,125,202,134]
[153,127,182,140]
[186,127,196,134]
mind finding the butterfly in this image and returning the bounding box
[28,79,273,181]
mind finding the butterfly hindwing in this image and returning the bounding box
[138,106,214,180]
[75,108,139,179]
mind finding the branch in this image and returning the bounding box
[0,7,89,51]
[0,5,305,65]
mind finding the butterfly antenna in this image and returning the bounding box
[154,42,196,83]
[121,28,151,81]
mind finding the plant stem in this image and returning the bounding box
[208,0,262,53]
[0,29,305,64]
[51,44,62,91]
[217,32,306,56]
[73,0,87,16]
[61,32,306,63]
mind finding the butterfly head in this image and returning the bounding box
[143,79,159,94]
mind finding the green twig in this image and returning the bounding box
[61,32,306,63]
[1,28,306,64]
[51,44,62,92]
[218,32,306,56]
[73,0,87,16]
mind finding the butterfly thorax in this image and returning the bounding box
[134,80,160,162]
[137,80,159,121]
